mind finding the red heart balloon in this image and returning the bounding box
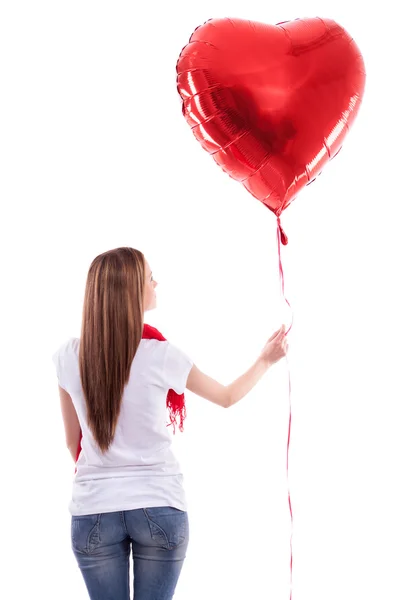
[176,17,365,218]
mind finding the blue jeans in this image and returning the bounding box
[71,506,189,599]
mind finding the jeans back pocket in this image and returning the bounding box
[143,506,188,550]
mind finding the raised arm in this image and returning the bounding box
[185,325,287,409]
[186,358,272,409]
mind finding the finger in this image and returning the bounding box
[269,328,282,341]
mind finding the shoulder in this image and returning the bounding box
[137,337,168,365]
[163,339,193,368]
[140,337,192,370]
[52,337,79,362]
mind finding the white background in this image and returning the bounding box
[1,1,399,599]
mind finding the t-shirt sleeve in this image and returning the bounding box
[163,341,194,395]
[52,341,69,390]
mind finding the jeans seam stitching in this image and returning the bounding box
[143,508,170,549]
[120,511,129,537]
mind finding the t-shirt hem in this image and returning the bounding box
[69,499,188,516]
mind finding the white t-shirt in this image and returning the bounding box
[52,336,194,516]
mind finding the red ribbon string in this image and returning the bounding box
[276,216,294,600]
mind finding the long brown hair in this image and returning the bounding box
[79,247,145,453]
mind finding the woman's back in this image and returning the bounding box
[52,335,194,516]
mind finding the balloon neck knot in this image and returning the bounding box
[277,217,288,245]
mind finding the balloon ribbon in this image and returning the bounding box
[276,216,294,599]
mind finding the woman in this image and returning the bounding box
[52,246,288,600]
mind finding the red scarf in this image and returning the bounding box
[74,323,187,470]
